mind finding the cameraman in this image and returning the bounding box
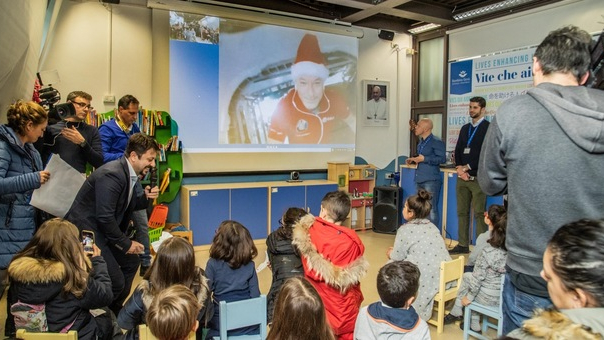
[42,91,104,173]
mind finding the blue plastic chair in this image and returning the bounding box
[214,295,267,340]
[463,275,505,339]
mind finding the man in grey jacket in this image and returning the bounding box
[478,25,604,334]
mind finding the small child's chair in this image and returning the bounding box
[463,275,506,339]
[213,295,267,340]
[138,324,196,340]
[428,256,465,333]
[15,329,77,339]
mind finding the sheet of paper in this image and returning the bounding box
[151,231,174,252]
[30,154,86,218]
[256,251,270,273]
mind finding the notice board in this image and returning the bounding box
[446,47,536,151]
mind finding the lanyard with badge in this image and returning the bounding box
[464,121,482,154]
[417,135,432,155]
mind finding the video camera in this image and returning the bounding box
[36,71,75,120]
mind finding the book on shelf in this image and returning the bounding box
[159,168,171,194]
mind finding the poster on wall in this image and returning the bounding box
[362,80,389,126]
[446,47,536,151]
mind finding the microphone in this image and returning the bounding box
[149,167,158,189]
[149,167,158,207]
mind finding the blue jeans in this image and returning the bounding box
[416,180,441,227]
[502,273,552,335]
[131,209,151,267]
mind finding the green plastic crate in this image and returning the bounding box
[149,226,164,243]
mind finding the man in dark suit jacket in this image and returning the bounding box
[406,118,446,227]
[66,133,159,315]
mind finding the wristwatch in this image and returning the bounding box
[79,140,87,148]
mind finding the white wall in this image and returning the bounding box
[40,1,153,113]
[0,0,46,123]
[449,0,603,60]
[38,2,413,171]
[356,29,413,169]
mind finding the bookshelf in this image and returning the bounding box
[97,109,183,204]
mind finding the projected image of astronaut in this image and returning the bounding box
[267,34,354,144]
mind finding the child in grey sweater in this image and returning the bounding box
[444,204,507,332]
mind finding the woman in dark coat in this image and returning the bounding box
[0,100,49,291]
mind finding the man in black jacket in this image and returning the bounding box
[41,91,104,172]
[449,96,489,254]
[66,133,159,315]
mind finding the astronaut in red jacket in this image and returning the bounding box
[293,191,368,340]
[268,33,353,145]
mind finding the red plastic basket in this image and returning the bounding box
[148,204,168,229]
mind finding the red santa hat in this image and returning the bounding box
[290,34,330,80]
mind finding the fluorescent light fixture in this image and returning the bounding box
[453,0,538,21]
[408,23,441,34]
[147,0,364,38]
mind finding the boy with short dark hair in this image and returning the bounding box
[146,284,200,340]
[354,261,430,339]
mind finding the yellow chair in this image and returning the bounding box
[15,329,78,339]
[427,256,465,334]
[171,230,194,244]
[138,324,196,340]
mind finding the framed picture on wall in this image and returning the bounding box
[362,80,389,126]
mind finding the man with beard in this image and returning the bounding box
[449,96,489,255]
[66,133,159,315]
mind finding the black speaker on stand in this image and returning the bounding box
[372,186,403,234]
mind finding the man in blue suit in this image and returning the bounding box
[406,118,446,226]
[66,133,159,315]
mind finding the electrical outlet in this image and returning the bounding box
[103,95,116,103]
[385,173,394,179]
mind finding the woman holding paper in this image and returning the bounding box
[0,100,49,298]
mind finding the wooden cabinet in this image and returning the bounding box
[327,163,376,230]
[181,180,337,245]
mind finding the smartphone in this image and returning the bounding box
[82,230,95,256]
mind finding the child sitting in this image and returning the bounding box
[146,284,201,340]
[292,190,368,340]
[387,189,451,321]
[444,205,507,332]
[205,220,260,339]
[266,207,307,322]
[465,204,506,272]
[7,219,113,340]
[268,277,335,340]
[118,237,212,340]
[354,261,431,339]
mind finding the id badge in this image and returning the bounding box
[463,148,471,154]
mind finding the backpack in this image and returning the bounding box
[11,301,76,333]
[10,301,48,332]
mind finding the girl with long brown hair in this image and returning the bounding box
[7,218,112,339]
[118,237,212,340]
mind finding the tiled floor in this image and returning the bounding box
[0,229,491,339]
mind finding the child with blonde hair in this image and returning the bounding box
[146,284,201,340]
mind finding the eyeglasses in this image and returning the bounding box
[71,101,93,110]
